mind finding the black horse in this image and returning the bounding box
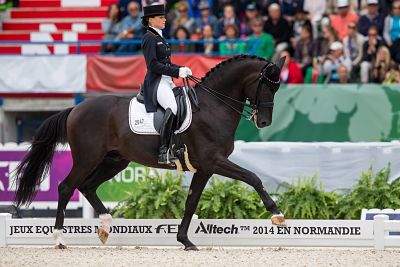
[14,55,286,250]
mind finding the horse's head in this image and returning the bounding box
[246,57,285,128]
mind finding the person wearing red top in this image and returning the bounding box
[279,50,304,84]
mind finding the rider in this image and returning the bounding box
[141,4,192,165]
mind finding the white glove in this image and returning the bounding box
[179,67,192,78]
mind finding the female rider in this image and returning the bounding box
[141,4,192,165]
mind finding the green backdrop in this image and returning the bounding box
[235,84,400,142]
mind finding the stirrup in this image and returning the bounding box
[158,148,177,165]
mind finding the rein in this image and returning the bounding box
[185,65,278,121]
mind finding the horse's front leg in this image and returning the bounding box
[177,170,211,251]
[214,157,286,225]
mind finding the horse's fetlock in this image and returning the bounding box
[177,234,188,242]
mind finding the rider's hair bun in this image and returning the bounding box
[141,17,149,27]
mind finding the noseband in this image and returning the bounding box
[186,63,280,120]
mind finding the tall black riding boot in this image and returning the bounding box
[158,108,177,165]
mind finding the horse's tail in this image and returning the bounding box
[14,107,73,208]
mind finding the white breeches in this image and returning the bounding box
[157,75,177,115]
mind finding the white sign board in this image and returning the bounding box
[1,215,374,247]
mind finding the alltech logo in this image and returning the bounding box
[195,221,239,235]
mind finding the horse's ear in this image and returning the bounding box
[276,56,286,70]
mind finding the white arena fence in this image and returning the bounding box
[0,213,399,250]
[374,215,400,250]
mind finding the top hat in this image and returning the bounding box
[142,4,165,18]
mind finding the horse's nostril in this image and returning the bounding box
[260,121,267,127]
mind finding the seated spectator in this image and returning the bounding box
[343,21,365,78]
[247,17,275,60]
[303,0,327,39]
[360,25,384,82]
[219,24,246,55]
[292,7,312,42]
[216,0,244,18]
[336,64,353,83]
[280,0,303,24]
[314,25,339,58]
[380,0,394,16]
[326,0,361,15]
[383,61,400,83]
[294,25,315,75]
[116,1,143,53]
[216,4,241,38]
[101,3,122,53]
[370,45,392,83]
[194,1,218,36]
[171,26,196,53]
[383,1,400,47]
[195,24,218,54]
[330,0,359,41]
[390,38,400,64]
[239,2,260,37]
[279,50,304,84]
[358,0,385,37]
[118,0,138,17]
[187,0,213,19]
[170,2,195,37]
[264,3,293,56]
[320,41,352,83]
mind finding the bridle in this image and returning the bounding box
[185,63,280,121]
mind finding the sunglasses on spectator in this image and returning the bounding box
[348,25,356,29]
[179,9,188,12]
[394,6,400,9]
[369,33,377,36]
[129,8,139,11]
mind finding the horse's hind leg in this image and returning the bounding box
[78,157,129,244]
[53,160,101,249]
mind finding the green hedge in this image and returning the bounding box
[112,165,400,220]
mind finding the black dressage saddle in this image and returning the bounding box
[136,86,188,133]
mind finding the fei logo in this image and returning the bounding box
[0,161,50,192]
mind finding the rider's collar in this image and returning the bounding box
[149,26,163,38]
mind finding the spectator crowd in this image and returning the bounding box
[102,0,400,84]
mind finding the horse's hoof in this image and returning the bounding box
[184,245,199,251]
[97,227,109,244]
[271,213,286,226]
[54,244,67,249]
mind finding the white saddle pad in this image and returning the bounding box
[129,90,192,135]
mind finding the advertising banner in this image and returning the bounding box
[96,162,162,202]
[2,216,374,247]
[0,149,79,207]
[0,150,160,207]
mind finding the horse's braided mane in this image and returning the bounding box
[200,54,270,82]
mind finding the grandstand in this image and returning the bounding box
[0,0,113,54]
